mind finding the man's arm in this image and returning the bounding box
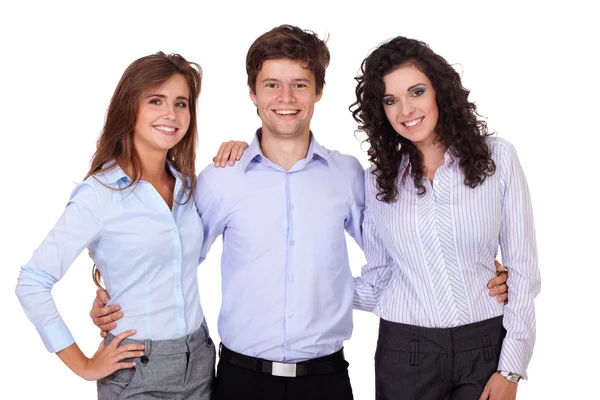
[352,168,395,311]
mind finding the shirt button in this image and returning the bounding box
[289,276,295,282]
[288,312,293,318]
[172,230,178,236]
[289,204,294,210]
[290,240,295,246]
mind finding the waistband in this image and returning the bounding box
[219,344,348,378]
[378,316,506,355]
[105,319,211,357]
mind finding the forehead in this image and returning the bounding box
[147,73,190,96]
[258,58,315,81]
[383,64,431,91]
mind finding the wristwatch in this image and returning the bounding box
[497,370,522,383]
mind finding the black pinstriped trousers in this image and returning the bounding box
[375,316,506,400]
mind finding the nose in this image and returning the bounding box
[400,100,415,117]
[277,85,295,103]
[163,105,177,120]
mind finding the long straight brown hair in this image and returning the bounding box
[85,51,202,197]
[90,52,202,287]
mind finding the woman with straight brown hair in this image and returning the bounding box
[16,52,216,399]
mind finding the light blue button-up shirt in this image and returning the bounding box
[16,163,205,353]
[195,130,364,363]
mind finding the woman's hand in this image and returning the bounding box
[81,330,143,381]
[213,141,249,167]
[56,330,143,381]
[479,372,518,400]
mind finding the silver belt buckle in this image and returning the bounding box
[271,361,297,377]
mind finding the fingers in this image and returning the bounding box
[489,281,509,303]
[490,283,508,296]
[99,322,118,332]
[107,341,144,371]
[108,329,137,348]
[91,307,123,330]
[479,384,491,400]
[90,304,120,319]
[117,350,145,360]
[116,343,145,352]
[227,143,241,166]
[101,330,108,339]
[487,272,507,289]
[96,287,110,304]
[494,260,506,272]
[497,293,508,303]
[113,361,137,371]
[230,142,249,165]
[213,141,249,167]
[213,142,233,167]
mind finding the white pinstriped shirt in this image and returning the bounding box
[354,137,540,378]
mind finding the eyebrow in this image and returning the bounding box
[407,83,426,91]
[260,78,311,84]
[383,83,427,98]
[146,93,190,102]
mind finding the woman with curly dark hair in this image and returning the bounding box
[352,37,541,400]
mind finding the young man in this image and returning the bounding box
[91,25,509,399]
[195,25,362,399]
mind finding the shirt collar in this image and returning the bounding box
[100,160,184,186]
[306,134,331,164]
[398,155,411,182]
[398,147,457,182]
[444,149,456,164]
[101,161,129,185]
[240,128,330,172]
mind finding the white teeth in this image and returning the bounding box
[276,110,298,115]
[403,117,423,127]
[155,126,176,132]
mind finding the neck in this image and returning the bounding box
[415,138,447,180]
[259,128,311,171]
[124,150,169,185]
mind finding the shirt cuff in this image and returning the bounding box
[39,318,75,353]
[498,337,533,380]
[353,278,378,312]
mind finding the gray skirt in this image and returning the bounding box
[97,319,215,399]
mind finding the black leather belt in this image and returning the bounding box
[219,344,348,378]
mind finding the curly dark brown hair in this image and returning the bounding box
[350,36,495,203]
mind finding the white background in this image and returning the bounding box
[1,0,597,398]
